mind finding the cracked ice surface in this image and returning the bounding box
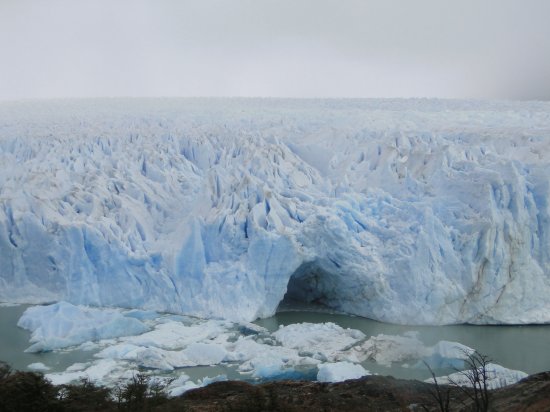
[2,99,550,324]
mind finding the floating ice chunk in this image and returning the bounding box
[170,374,190,387]
[66,363,89,372]
[251,365,311,380]
[124,309,159,321]
[169,381,199,397]
[46,370,86,386]
[121,348,174,370]
[136,348,190,370]
[124,320,231,350]
[166,374,227,397]
[199,374,228,386]
[420,341,475,369]
[95,343,144,360]
[349,334,477,370]
[352,333,429,366]
[27,362,50,371]
[183,343,227,366]
[83,316,235,371]
[251,364,285,379]
[317,362,369,382]
[18,302,150,352]
[224,337,268,363]
[237,347,297,374]
[237,322,268,336]
[229,335,314,377]
[96,343,194,370]
[273,322,365,361]
[429,363,528,389]
[80,359,121,383]
[430,341,475,360]
[77,341,101,351]
[166,373,206,397]
[46,359,120,385]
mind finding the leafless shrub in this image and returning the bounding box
[422,361,451,412]
[447,350,491,412]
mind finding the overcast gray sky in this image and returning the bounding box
[1,0,549,100]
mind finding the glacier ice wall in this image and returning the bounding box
[1,98,550,324]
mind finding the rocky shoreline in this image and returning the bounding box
[176,372,550,411]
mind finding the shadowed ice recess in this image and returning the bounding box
[1,98,550,325]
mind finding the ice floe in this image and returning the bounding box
[27,362,50,371]
[317,362,370,383]
[15,303,529,394]
[273,322,366,361]
[17,302,150,352]
[429,363,528,389]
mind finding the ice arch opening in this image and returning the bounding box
[278,261,342,311]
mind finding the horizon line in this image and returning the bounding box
[1,95,549,104]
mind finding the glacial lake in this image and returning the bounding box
[1,303,550,384]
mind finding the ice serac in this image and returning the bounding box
[1,98,550,324]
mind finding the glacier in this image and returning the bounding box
[1,98,550,324]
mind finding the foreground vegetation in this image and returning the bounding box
[0,362,170,411]
[2,360,549,412]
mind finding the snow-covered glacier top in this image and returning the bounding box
[1,98,550,325]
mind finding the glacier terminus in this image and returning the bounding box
[1,98,550,325]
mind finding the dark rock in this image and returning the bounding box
[174,376,464,411]
[173,373,550,412]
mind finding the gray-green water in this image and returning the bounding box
[0,305,93,373]
[1,304,549,382]
[258,308,550,380]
